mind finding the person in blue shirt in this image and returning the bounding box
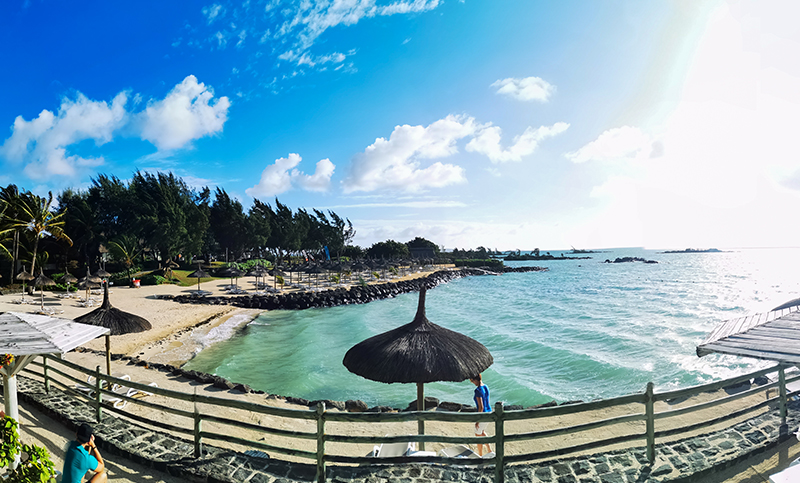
[63,423,107,483]
[470,374,493,456]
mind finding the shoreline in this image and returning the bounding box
[0,265,547,410]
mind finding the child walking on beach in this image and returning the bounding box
[470,374,492,456]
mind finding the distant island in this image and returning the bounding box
[505,253,592,261]
[660,248,724,254]
[603,257,658,264]
[569,246,607,254]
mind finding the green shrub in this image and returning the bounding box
[329,274,340,284]
[0,416,56,483]
[141,273,168,285]
[372,271,380,279]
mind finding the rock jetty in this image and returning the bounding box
[163,266,548,311]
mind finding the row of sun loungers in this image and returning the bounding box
[74,373,158,409]
[370,441,495,459]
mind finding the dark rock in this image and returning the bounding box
[286,396,310,406]
[309,399,346,411]
[528,400,558,409]
[438,401,463,412]
[559,400,584,406]
[345,400,368,412]
[232,384,252,393]
[212,377,235,390]
[404,396,439,411]
[505,404,523,411]
[752,376,769,386]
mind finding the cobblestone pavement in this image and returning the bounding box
[13,376,800,483]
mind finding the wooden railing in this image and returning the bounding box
[22,356,799,483]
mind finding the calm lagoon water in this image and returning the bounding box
[183,247,800,408]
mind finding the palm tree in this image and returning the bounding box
[108,235,142,281]
[7,192,72,277]
[0,204,13,260]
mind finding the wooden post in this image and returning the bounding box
[645,382,655,463]
[494,401,505,483]
[779,367,788,427]
[417,382,425,451]
[42,356,50,394]
[95,365,102,422]
[105,334,112,376]
[316,402,326,483]
[194,388,202,458]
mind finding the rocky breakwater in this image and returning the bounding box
[166,266,547,311]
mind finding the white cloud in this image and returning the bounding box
[236,29,247,48]
[296,158,335,192]
[139,75,230,151]
[0,92,128,179]
[0,75,229,183]
[277,0,440,65]
[202,4,224,24]
[343,115,475,193]
[565,126,657,163]
[466,122,570,163]
[246,153,336,198]
[491,77,555,102]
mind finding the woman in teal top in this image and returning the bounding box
[470,374,493,456]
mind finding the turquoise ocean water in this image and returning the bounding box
[183,247,800,408]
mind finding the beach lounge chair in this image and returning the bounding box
[371,441,415,457]
[104,381,158,409]
[438,445,481,459]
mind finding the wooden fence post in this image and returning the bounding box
[494,401,505,483]
[94,365,102,423]
[194,388,202,458]
[42,356,50,394]
[779,367,787,427]
[316,402,326,483]
[645,382,655,463]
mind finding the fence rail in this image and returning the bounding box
[22,356,800,483]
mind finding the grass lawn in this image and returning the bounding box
[170,269,220,287]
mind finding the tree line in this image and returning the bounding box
[0,172,361,280]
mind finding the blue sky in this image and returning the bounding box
[2,0,799,250]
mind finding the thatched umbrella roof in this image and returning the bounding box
[75,283,152,374]
[16,267,34,301]
[94,268,111,279]
[80,268,102,284]
[343,286,493,448]
[33,269,55,311]
[188,267,210,292]
[16,268,33,282]
[343,287,493,384]
[62,272,78,284]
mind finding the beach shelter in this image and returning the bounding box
[187,267,210,293]
[79,268,102,301]
[0,312,109,436]
[62,271,77,296]
[15,267,33,302]
[697,305,800,364]
[32,269,55,311]
[74,284,152,375]
[343,286,493,448]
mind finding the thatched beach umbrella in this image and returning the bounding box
[188,267,210,292]
[343,286,493,448]
[269,268,285,289]
[33,269,55,311]
[62,272,77,296]
[75,283,152,374]
[16,267,34,301]
[79,268,102,301]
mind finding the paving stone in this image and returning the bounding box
[556,475,577,483]
[598,472,624,483]
[534,467,554,481]
[553,463,572,476]
[594,463,610,474]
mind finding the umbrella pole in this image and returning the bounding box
[417,382,425,451]
[106,334,112,375]
[41,288,44,310]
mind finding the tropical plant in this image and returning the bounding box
[0,416,57,483]
[108,235,142,280]
[6,191,72,276]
